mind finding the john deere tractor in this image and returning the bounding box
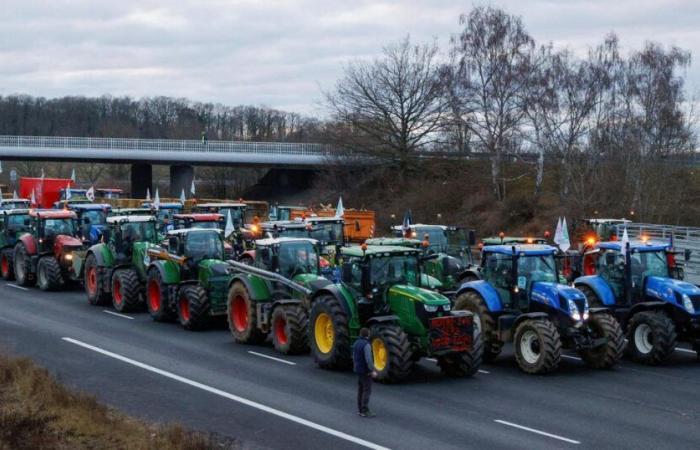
[81,215,160,312]
[308,245,482,382]
[575,239,700,364]
[13,209,86,290]
[0,209,31,280]
[226,237,325,355]
[454,244,624,374]
[145,228,232,330]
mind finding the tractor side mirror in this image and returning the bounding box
[468,230,476,246]
[341,262,353,282]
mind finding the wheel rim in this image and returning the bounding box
[274,315,288,345]
[148,280,161,312]
[87,266,97,295]
[179,295,190,322]
[314,312,334,354]
[113,277,122,306]
[38,263,47,286]
[634,323,654,355]
[372,338,388,371]
[520,329,541,364]
[1,256,8,276]
[231,295,248,332]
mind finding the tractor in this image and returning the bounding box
[172,213,224,230]
[109,208,154,217]
[0,198,30,210]
[81,215,160,312]
[141,202,183,234]
[13,209,86,290]
[308,245,482,382]
[194,203,247,229]
[575,239,700,364]
[145,228,233,330]
[454,244,624,374]
[0,209,31,280]
[226,237,326,355]
[64,203,112,245]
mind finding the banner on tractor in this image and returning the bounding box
[428,315,473,353]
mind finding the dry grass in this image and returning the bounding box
[0,353,235,450]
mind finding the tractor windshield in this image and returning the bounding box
[415,227,447,253]
[278,241,319,278]
[82,209,107,225]
[7,214,29,232]
[185,231,224,261]
[482,253,514,289]
[309,222,344,244]
[121,222,158,243]
[190,220,221,230]
[219,208,244,228]
[516,254,558,288]
[42,218,76,237]
[631,250,670,281]
[276,228,309,239]
[370,255,419,287]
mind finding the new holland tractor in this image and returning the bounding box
[145,228,232,330]
[13,209,86,290]
[575,239,700,364]
[308,245,482,382]
[81,215,160,312]
[454,244,624,374]
[0,209,31,280]
[226,237,324,355]
[65,203,112,245]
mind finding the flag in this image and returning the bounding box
[620,228,630,256]
[70,168,76,182]
[41,168,45,179]
[401,209,412,235]
[0,161,3,174]
[335,197,345,218]
[86,186,95,201]
[224,210,235,237]
[12,191,18,200]
[30,189,36,206]
[66,183,72,200]
[553,217,562,246]
[559,217,571,252]
[190,179,196,196]
[180,188,186,204]
[146,188,151,202]
[154,188,160,209]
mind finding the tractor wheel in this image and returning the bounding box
[437,331,484,377]
[453,290,501,361]
[271,304,309,355]
[13,243,35,287]
[626,310,677,365]
[458,273,479,285]
[369,323,413,383]
[84,254,110,305]
[578,285,603,307]
[579,313,624,369]
[1,249,15,281]
[226,282,266,344]
[146,268,174,322]
[37,257,64,291]
[178,285,211,331]
[112,269,143,313]
[309,295,352,370]
[514,319,562,374]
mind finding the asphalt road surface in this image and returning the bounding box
[1,281,699,449]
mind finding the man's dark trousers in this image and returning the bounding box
[357,373,372,413]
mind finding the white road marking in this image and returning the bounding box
[103,310,134,320]
[7,283,29,291]
[495,419,581,445]
[562,354,582,361]
[675,347,697,354]
[62,338,388,450]
[425,357,490,374]
[248,351,296,365]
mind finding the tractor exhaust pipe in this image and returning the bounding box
[226,259,313,296]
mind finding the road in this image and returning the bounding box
[1,281,699,450]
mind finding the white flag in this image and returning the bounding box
[86,186,95,201]
[30,189,36,206]
[70,168,76,182]
[66,183,72,200]
[559,217,571,252]
[180,188,186,204]
[224,210,235,237]
[190,180,196,196]
[146,188,151,202]
[620,228,630,256]
[12,190,18,201]
[553,217,563,246]
[335,197,345,218]
[154,188,160,209]
[40,168,45,179]
[0,161,3,174]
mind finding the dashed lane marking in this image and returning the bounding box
[7,284,29,291]
[103,310,135,320]
[248,351,296,365]
[495,419,581,445]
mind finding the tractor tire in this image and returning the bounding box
[84,254,110,306]
[13,243,35,287]
[227,282,266,344]
[626,310,677,365]
[112,269,143,313]
[579,313,624,369]
[271,304,309,355]
[1,249,15,281]
[309,294,352,370]
[437,331,484,378]
[369,323,413,383]
[37,257,64,291]
[453,290,501,361]
[458,273,479,285]
[178,285,211,331]
[146,268,174,322]
[514,319,562,374]
[578,285,603,307]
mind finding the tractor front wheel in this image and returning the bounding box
[309,295,351,370]
[453,290,501,361]
[1,249,15,280]
[13,243,35,287]
[579,313,624,369]
[627,310,677,365]
[178,285,211,331]
[437,331,484,378]
[226,282,266,344]
[271,304,309,355]
[112,269,143,313]
[514,319,562,374]
[37,257,64,291]
[146,268,174,322]
[369,323,412,383]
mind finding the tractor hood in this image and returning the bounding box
[645,276,700,304]
[531,281,586,311]
[293,273,332,291]
[420,273,443,290]
[197,258,231,276]
[388,284,450,306]
[54,234,83,250]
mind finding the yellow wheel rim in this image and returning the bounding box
[372,338,388,372]
[314,312,334,354]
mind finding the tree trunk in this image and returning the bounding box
[490,153,503,201]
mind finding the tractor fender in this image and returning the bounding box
[629,301,671,316]
[457,268,481,282]
[574,275,616,306]
[18,234,37,255]
[366,315,400,326]
[228,274,270,301]
[311,285,355,319]
[455,280,503,313]
[148,259,180,285]
[589,307,612,315]
[87,243,114,267]
[512,312,550,330]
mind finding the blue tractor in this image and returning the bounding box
[575,239,700,365]
[65,203,112,245]
[454,244,624,374]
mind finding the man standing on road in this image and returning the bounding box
[353,328,377,417]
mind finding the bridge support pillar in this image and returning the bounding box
[130,164,152,199]
[170,165,194,198]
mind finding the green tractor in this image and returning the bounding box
[0,209,31,280]
[308,245,482,382]
[145,228,232,330]
[226,237,325,355]
[81,215,160,312]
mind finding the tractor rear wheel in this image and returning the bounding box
[514,319,562,374]
[84,254,110,305]
[271,304,309,355]
[369,323,412,383]
[227,282,266,344]
[13,243,35,287]
[1,249,15,280]
[146,268,174,322]
[626,310,677,365]
[112,269,142,313]
[453,290,501,361]
[37,257,64,291]
[178,285,211,331]
[579,313,624,369]
[437,331,484,377]
[309,295,352,370]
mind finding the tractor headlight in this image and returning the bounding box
[568,299,582,322]
[424,304,439,313]
[442,303,451,312]
[682,294,694,313]
[65,253,73,261]
[583,301,590,321]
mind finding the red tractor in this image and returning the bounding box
[13,209,86,290]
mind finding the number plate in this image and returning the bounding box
[429,314,473,353]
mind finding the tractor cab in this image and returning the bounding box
[194,203,246,229]
[268,205,302,221]
[64,203,111,244]
[95,188,123,199]
[0,209,31,245]
[165,229,226,277]
[141,202,183,233]
[173,213,224,231]
[105,215,160,253]
[0,199,30,210]
[110,208,153,217]
[58,188,88,202]
[306,217,345,246]
[578,218,632,245]
[260,220,310,239]
[253,237,320,279]
[28,209,82,253]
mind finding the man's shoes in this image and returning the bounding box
[358,410,376,418]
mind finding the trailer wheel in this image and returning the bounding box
[514,319,562,374]
[579,313,624,369]
[112,269,143,313]
[626,310,676,365]
[453,290,501,361]
[1,249,15,280]
[271,304,309,355]
[146,268,174,322]
[437,331,483,378]
[178,285,211,331]
[37,257,64,291]
[13,243,35,287]
[84,254,110,305]
[227,282,266,344]
[309,295,352,370]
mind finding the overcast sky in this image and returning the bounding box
[1,0,698,115]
